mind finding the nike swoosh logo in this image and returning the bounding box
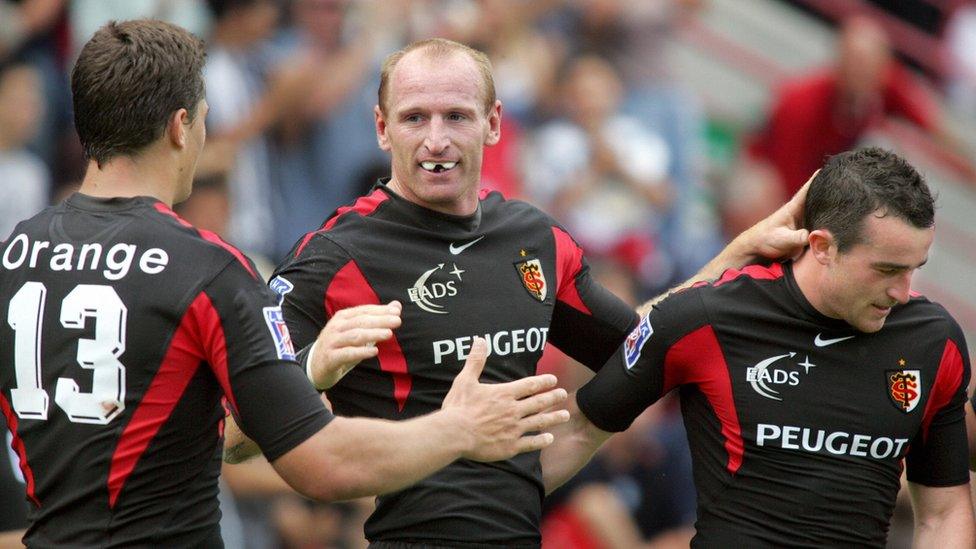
[449,235,485,255]
[814,333,855,347]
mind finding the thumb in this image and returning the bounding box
[459,337,488,382]
[791,228,810,246]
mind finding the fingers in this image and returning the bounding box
[458,337,488,381]
[500,373,559,400]
[514,432,556,454]
[519,408,570,433]
[516,387,568,418]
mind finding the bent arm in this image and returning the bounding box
[541,395,613,494]
[909,482,975,548]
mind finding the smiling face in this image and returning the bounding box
[815,212,934,333]
[374,48,501,216]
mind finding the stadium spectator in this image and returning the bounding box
[0,19,569,547]
[732,16,944,235]
[257,37,810,548]
[0,59,47,239]
[543,147,975,547]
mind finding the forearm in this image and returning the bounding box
[223,412,261,464]
[0,530,24,548]
[271,410,470,502]
[913,505,975,547]
[541,397,612,494]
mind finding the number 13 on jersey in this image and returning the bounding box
[7,281,127,424]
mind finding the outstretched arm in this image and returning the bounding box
[540,395,613,494]
[268,338,569,501]
[909,482,975,548]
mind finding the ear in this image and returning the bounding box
[484,100,502,147]
[375,105,391,151]
[167,108,190,149]
[808,229,836,265]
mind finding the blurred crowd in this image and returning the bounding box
[2,0,974,547]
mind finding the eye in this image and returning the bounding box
[447,112,467,121]
[404,113,423,123]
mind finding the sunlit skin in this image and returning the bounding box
[374,49,501,216]
[794,212,934,333]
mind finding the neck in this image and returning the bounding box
[78,156,176,206]
[386,177,479,217]
[791,249,837,318]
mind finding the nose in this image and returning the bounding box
[423,116,450,155]
[886,271,912,305]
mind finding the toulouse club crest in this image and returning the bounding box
[515,258,547,301]
[887,369,921,413]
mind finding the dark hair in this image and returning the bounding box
[378,38,496,116]
[804,147,934,252]
[71,20,206,167]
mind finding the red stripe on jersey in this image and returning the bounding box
[107,292,223,507]
[0,394,39,506]
[152,202,257,279]
[919,339,965,443]
[552,227,591,315]
[295,189,390,258]
[325,260,412,412]
[663,325,744,474]
[712,262,784,287]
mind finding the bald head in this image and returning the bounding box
[837,16,892,99]
[378,38,496,116]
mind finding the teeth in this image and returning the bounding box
[421,161,457,171]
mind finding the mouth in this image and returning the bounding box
[420,161,458,174]
[871,304,893,315]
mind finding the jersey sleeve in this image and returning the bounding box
[195,260,333,462]
[905,318,971,487]
[270,234,354,361]
[547,226,640,371]
[577,286,709,432]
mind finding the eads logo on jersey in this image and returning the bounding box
[408,262,465,314]
[515,258,547,301]
[746,352,817,401]
[887,363,921,413]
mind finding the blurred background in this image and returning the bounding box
[2,0,976,547]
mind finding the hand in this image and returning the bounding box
[442,338,570,462]
[308,301,402,390]
[735,170,816,260]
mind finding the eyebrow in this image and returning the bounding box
[871,258,928,270]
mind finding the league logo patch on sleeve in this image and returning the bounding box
[263,306,296,361]
[269,275,294,305]
[623,315,653,370]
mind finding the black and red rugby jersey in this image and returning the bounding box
[272,181,638,546]
[0,194,331,548]
[579,261,971,548]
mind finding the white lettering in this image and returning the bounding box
[781,426,800,450]
[801,428,824,452]
[2,234,28,269]
[757,424,781,446]
[103,244,136,281]
[433,340,454,365]
[526,327,542,351]
[826,431,849,455]
[850,434,870,457]
[870,437,894,459]
[139,248,168,274]
[29,240,49,268]
[455,336,472,362]
[512,329,525,353]
[78,243,102,270]
[892,439,909,456]
[493,331,511,355]
[50,243,73,271]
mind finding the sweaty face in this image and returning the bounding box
[375,50,500,216]
[819,213,933,333]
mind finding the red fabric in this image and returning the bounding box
[552,227,591,315]
[325,260,411,412]
[541,506,602,549]
[296,189,390,258]
[108,291,220,507]
[480,117,525,200]
[663,325,744,474]
[748,65,937,196]
[153,203,256,279]
[0,393,39,506]
[919,338,965,443]
[713,263,785,287]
